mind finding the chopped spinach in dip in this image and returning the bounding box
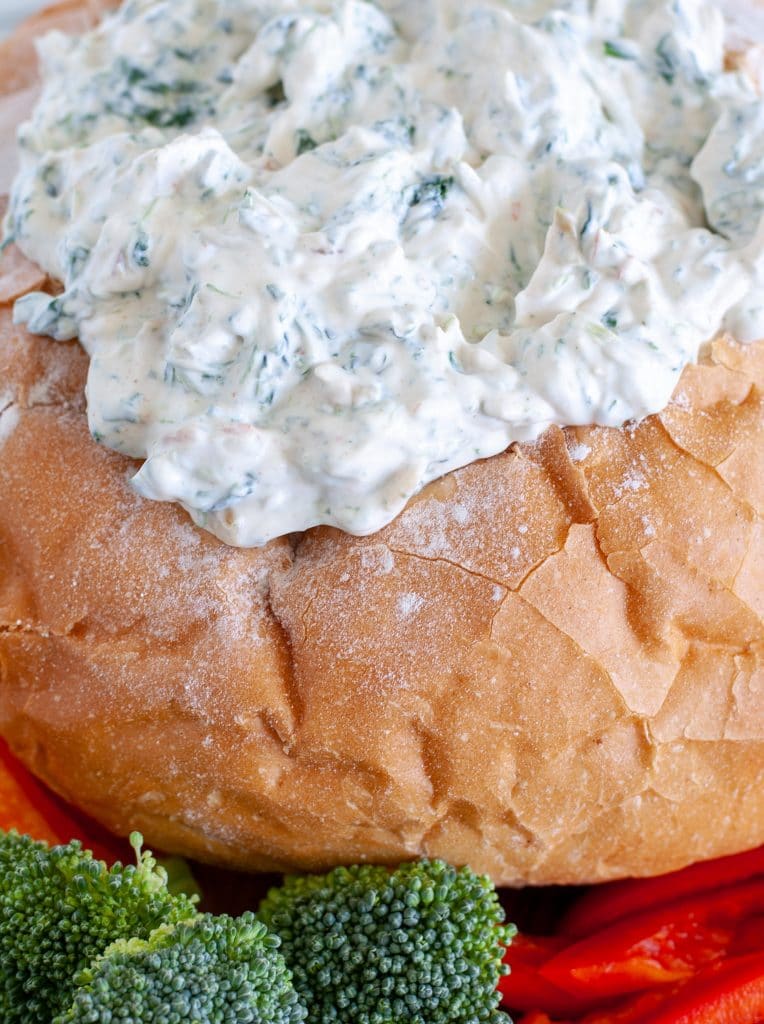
[5,0,764,545]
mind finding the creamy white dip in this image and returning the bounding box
[5,0,764,545]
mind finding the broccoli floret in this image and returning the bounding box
[0,830,197,1023]
[57,912,307,1024]
[258,859,515,1024]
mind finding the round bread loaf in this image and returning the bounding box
[0,2,762,886]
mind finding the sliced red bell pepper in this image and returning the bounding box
[0,737,126,862]
[503,964,628,1016]
[0,745,60,844]
[540,877,764,999]
[506,934,566,965]
[517,966,764,1024]
[730,914,764,957]
[640,953,764,1024]
[562,847,764,938]
[501,935,608,1016]
[554,960,764,1024]
[503,963,585,1016]
[516,989,672,1024]
[578,990,675,1023]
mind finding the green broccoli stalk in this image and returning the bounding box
[57,912,307,1024]
[258,859,515,1024]
[0,830,198,1023]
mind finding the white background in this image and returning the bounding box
[0,2,48,38]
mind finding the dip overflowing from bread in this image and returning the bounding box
[6,0,764,545]
[0,0,762,885]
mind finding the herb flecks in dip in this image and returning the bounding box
[5,0,764,545]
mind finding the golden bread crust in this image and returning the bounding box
[0,2,762,885]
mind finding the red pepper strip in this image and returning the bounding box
[517,956,764,1024]
[730,915,764,957]
[640,953,764,1024]
[579,990,676,1024]
[517,989,676,1024]
[518,987,721,1024]
[0,738,127,863]
[0,744,60,844]
[501,935,619,1017]
[501,959,605,1016]
[540,877,764,999]
[562,847,764,938]
[506,935,566,964]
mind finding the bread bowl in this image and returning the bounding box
[0,0,762,887]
